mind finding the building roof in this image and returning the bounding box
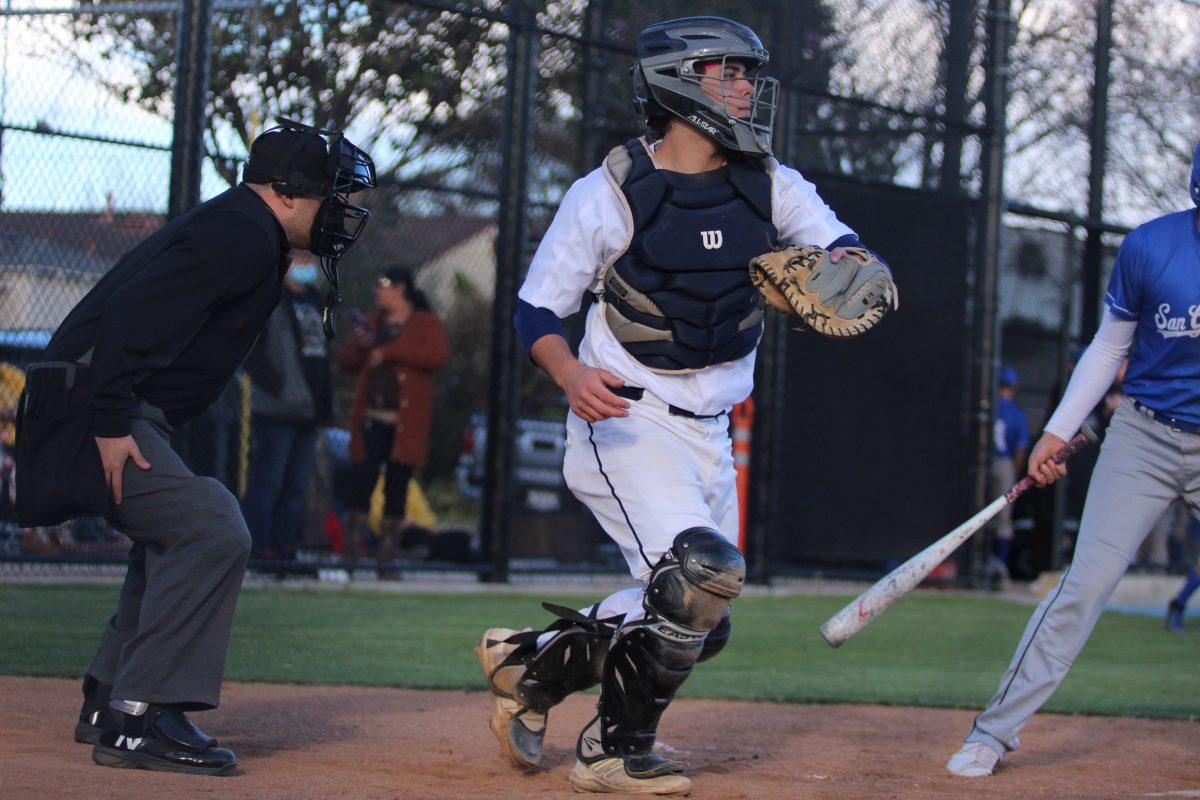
[0,230,111,276]
[0,210,162,265]
[1,206,494,271]
[348,212,495,273]
[0,204,497,301]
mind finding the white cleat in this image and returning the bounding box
[569,758,692,795]
[946,741,1001,777]
[474,627,546,768]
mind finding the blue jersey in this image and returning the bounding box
[994,396,1029,459]
[1105,209,1200,424]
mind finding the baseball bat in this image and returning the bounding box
[819,427,1099,648]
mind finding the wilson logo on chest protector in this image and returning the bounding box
[700,230,724,250]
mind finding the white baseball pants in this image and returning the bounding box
[558,389,739,626]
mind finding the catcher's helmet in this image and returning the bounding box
[633,17,778,157]
[1191,139,1199,207]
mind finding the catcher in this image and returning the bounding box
[475,15,896,796]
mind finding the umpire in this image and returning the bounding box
[28,120,375,775]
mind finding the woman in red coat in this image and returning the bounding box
[337,268,449,563]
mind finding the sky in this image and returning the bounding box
[0,2,1196,223]
[0,9,233,211]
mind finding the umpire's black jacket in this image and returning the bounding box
[44,184,291,438]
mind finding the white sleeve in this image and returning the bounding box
[771,162,855,248]
[517,169,625,318]
[1043,309,1137,440]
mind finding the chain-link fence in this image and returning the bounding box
[2,0,1198,581]
[995,0,1200,577]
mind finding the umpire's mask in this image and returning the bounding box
[244,119,378,338]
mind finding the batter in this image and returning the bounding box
[947,139,1200,777]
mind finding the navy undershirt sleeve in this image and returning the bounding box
[826,233,888,266]
[514,298,567,354]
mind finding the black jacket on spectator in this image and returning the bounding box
[44,185,291,437]
[243,284,333,425]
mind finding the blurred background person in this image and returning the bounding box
[989,365,1029,585]
[1166,519,1200,632]
[337,267,448,565]
[242,253,333,561]
[0,361,24,526]
[1138,498,1186,572]
[0,361,24,448]
[179,376,244,491]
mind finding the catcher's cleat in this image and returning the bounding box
[946,741,1001,777]
[475,627,547,768]
[568,757,691,795]
[1166,599,1187,633]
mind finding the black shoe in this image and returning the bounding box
[75,675,118,745]
[92,707,236,776]
[1167,600,1187,633]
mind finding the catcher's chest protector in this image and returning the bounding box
[603,138,779,373]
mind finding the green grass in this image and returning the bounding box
[1,584,1197,719]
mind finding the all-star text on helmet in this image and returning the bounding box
[632,16,779,157]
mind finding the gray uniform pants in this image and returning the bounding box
[991,456,1017,542]
[967,397,1200,756]
[87,403,251,709]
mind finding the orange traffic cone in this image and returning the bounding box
[730,398,754,553]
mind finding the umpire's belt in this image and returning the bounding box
[609,385,727,420]
[1133,400,1200,436]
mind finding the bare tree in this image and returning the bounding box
[65,1,511,186]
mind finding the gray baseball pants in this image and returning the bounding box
[991,456,1016,542]
[966,397,1200,756]
[87,402,251,710]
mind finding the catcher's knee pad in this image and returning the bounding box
[493,604,615,714]
[645,527,745,633]
[697,611,732,663]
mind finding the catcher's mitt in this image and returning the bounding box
[749,245,898,338]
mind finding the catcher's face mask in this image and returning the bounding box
[244,119,377,338]
[691,56,776,139]
[633,16,779,157]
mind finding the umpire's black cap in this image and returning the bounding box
[242,127,330,196]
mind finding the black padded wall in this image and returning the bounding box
[768,178,976,572]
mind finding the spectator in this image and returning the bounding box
[241,254,333,559]
[0,361,25,448]
[337,267,448,565]
[1140,499,1186,571]
[0,362,21,520]
[1166,516,1200,632]
[182,376,245,490]
[990,365,1029,584]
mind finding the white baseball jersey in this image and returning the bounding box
[519,152,854,416]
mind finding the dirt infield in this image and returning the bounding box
[1,677,1196,800]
